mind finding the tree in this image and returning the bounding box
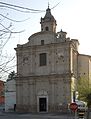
[7,71,16,81]
[77,77,91,119]
[77,77,91,106]
[0,14,19,80]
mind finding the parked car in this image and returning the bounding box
[75,100,88,111]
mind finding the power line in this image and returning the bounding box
[51,1,61,10]
[0,2,45,12]
[0,1,61,13]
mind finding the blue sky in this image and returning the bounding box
[1,0,91,56]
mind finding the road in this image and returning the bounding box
[0,112,75,119]
[0,111,90,119]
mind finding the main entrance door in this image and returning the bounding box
[39,98,47,112]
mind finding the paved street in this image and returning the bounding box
[0,112,75,119]
[0,111,90,119]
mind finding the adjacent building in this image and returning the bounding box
[0,80,4,104]
[5,79,16,112]
[15,6,91,112]
[78,54,91,85]
[0,80,5,111]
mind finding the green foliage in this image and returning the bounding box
[77,77,91,107]
[7,71,16,81]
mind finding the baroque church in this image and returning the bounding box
[15,6,91,112]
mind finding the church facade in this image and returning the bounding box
[15,7,91,112]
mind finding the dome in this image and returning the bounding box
[43,7,55,22]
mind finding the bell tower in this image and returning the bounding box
[40,6,57,33]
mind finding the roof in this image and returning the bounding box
[41,6,56,22]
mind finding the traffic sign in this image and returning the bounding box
[70,102,78,111]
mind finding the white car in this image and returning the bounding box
[75,100,88,110]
